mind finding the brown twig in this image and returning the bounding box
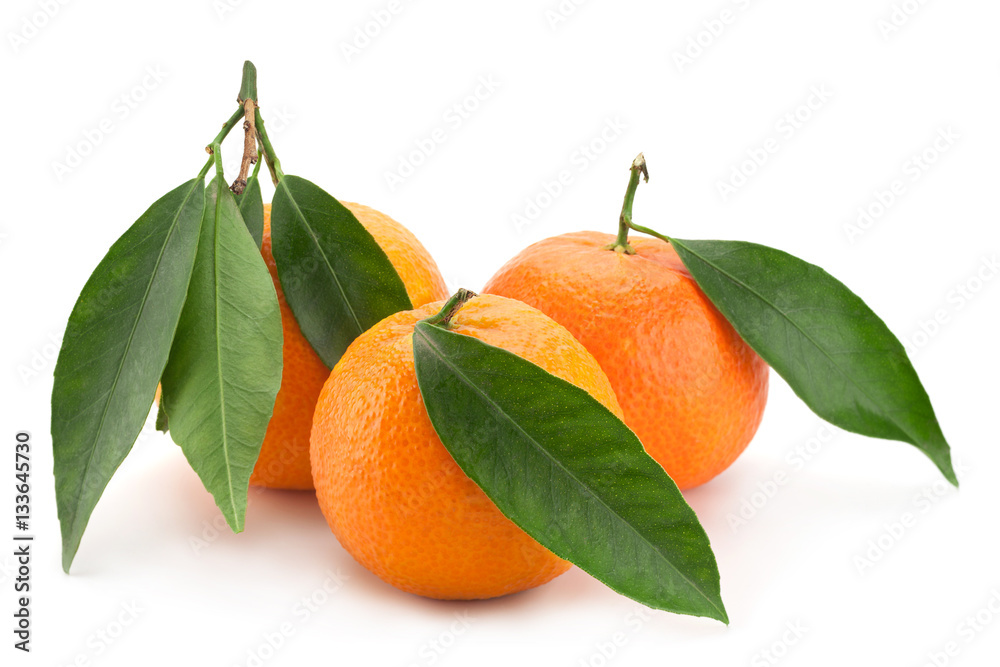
[230,97,258,194]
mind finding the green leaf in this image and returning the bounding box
[668,238,956,486]
[412,321,728,622]
[160,178,283,532]
[270,175,412,368]
[234,169,264,248]
[155,402,169,434]
[51,179,204,572]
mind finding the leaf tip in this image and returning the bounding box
[928,442,958,488]
[715,605,730,626]
[697,594,729,625]
[225,509,245,535]
[941,460,959,488]
[61,545,76,574]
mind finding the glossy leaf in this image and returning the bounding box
[160,178,283,532]
[271,175,411,368]
[234,169,263,248]
[413,321,728,622]
[669,238,956,485]
[51,179,204,572]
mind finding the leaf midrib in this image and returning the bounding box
[673,240,920,445]
[278,180,364,337]
[212,186,239,528]
[68,180,200,536]
[415,325,723,617]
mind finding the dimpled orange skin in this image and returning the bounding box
[483,231,769,490]
[249,203,448,489]
[310,294,624,600]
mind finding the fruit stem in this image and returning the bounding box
[606,153,648,255]
[422,289,478,328]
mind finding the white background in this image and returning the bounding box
[2,0,999,665]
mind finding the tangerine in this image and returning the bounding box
[484,159,768,490]
[310,293,623,599]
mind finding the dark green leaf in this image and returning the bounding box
[413,322,728,622]
[669,238,956,486]
[155,402,169,433]
[234,169,263,248]
[271,175,411,368]
[160,178,283,532]
[51,179,204,572]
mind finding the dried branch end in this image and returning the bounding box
[231,97,259,195]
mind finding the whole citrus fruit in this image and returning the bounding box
[250,203,448,489]
[484,231,768,490]
[310,293,623,600]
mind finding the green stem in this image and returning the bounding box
[628,221,672,245]
[198,106,244,182]
[255,107,285,185]
[197,155,215,180]
[421,289,478,328]
[197,142,227,182]
[249,150,263,180]
[606,153,648,255]
[212,144,225,180]
[208,107,245,152]
[238,60,257,105]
